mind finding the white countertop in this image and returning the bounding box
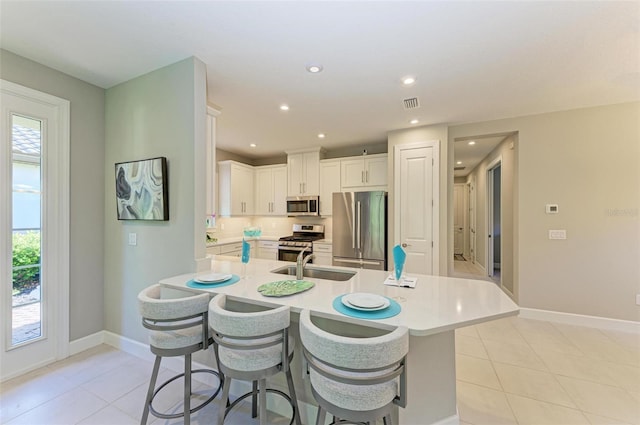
[159,257,518,336]
[206,235,281,247]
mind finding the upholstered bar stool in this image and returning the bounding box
[299,309,409,425]
[208,294,302,425]
[137,284,223,425]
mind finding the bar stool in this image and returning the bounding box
[208,294,302,425]
[299,309,409,425]
[137,284,223,425]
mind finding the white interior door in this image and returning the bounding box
[394,141,439,275]
[1,80,69,381]
[469,178,476,263]
[453,184,464,255]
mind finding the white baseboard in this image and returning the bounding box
[519,308,640,333]
[69,331,106,355]
[430,413,460,425]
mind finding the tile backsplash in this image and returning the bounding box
[209,216,332,240]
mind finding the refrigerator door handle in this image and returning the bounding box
[333,257,383,267]
[351,202,356,249]
[356,201,362,249]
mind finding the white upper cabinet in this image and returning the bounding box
[287,148,324,196]
[255,164,287,216]
[340,154,388,190]
[319,159,341,216]
[218,160,254,216]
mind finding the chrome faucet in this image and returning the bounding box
[296,249,314,280]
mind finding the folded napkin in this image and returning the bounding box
[384,275,418,288]
[393,245,406,280]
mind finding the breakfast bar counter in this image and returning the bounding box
[159,256,519,424]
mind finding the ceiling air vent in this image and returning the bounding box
[454,166,466,171]
[403,97,420,110]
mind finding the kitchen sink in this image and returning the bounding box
[270,265,356,282]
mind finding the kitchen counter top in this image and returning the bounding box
[206,235,281,247]
[160,258,517,424]
[160,257,517,337]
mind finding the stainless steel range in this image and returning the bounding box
[278,224,325,262]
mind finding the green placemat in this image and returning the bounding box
[257,280,315,297]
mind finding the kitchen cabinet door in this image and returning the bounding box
[313,241,332,265]
[319,159,341,216]
[257,240,279,260]
[218,160,254,216]
[340,154,387,190]
[287,149,322,196]
[255,165,287,216]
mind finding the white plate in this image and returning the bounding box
[342,293,389,310]
[342,296,390,312]
[194,273,232,284]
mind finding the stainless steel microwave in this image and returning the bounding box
[286,196,319,217]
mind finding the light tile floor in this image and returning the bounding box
[1,316,639,425]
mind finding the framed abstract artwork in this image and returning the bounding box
[115,157,169,221]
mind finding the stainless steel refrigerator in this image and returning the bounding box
[332,191,387,270]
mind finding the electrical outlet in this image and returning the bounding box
[220,223,225,230]
[128,233,137,246]
[549,230,567,240]
[636,294,640,306]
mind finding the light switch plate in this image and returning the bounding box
[128,233,137,246]
[549,230,566,240]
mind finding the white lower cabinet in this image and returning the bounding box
[313,241,332,266]
[213,241,256,258]
[257,240,279,260]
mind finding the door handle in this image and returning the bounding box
[401,243,411,248]
[366,170,369,182]
[361,170,364,183]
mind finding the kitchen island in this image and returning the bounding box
[160,256,518,425]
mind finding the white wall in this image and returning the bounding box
[0,49,106,341]
[450,102,640,322]
[104,57,207,342]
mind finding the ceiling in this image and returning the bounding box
[454,136,507,178]
[2,1,638,161]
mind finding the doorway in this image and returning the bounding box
[1,80,70,381]
[487,158,502,285]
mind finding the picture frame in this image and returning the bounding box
[115,156,169,221]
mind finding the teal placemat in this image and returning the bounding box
[332,294,401,319]
[187,274,240,289]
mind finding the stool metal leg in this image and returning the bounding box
[285,368,302,425]
[141,356,162,425]
[184,353,191,425]
[258,378,267,425]
[383,413,392,425]
[315,406,326,425]
[218,376,231,425]
[252,380,258,418]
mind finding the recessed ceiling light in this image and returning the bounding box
[306,63,323,73]
[468,141,476,145]
[410,119,419,125]
[317,133,326,139]
[402,76,416,86]
[280,104,290,111]
[456,161,462,165]
[249,143,257,148]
